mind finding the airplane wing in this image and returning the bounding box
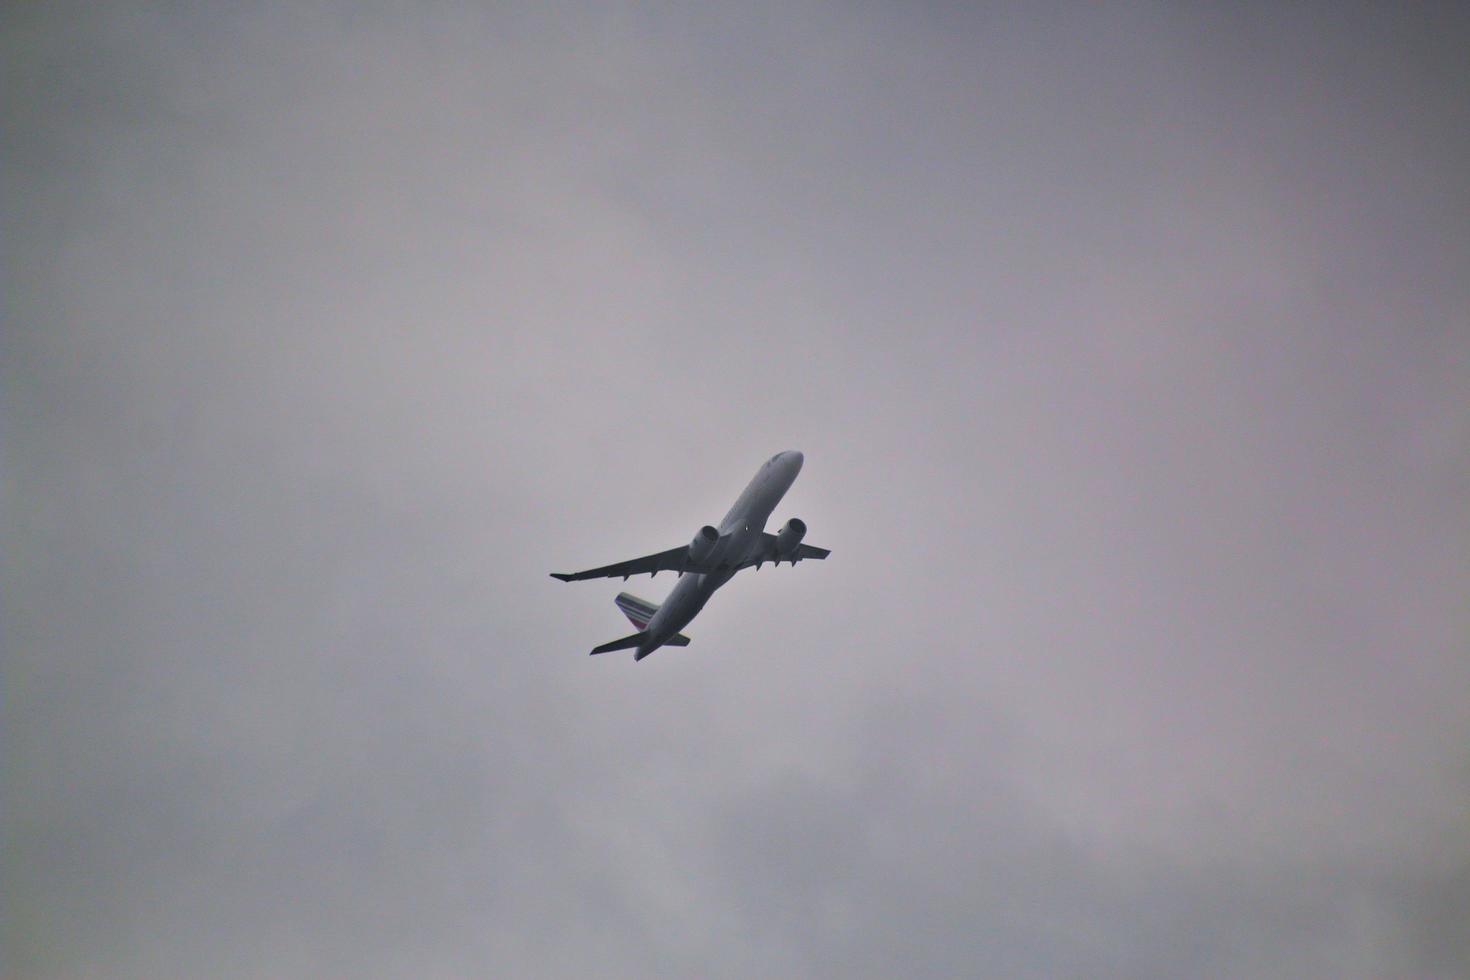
[743,533,831,568]
[550,546,692,582]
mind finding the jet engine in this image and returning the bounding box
[774,518,807,557]
[688,525,719,564]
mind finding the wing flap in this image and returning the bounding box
[556,535,830,582]
[744,533,832,568]
[552,546,690,583]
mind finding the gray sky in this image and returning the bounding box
[5,3,1468,977]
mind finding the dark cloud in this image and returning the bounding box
[5,2,1467,977]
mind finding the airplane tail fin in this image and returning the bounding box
[615,592,659,629]
[611,594,689,646]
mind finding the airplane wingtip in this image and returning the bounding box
[550,572,573,582]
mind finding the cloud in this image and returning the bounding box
[5,2,1467,976]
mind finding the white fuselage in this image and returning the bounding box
[640,450,804,656]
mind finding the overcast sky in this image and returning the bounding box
[5,3,1468,977]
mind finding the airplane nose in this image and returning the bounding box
[786,450,804,473]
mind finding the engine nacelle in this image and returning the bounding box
[688,525,719,564]
[774,518,807,557]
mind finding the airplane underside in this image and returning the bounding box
[551,451,828,660]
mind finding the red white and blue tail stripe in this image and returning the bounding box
[615,592,659,629]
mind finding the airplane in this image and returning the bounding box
[551,450,830,661]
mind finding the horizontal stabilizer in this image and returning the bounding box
[589,631,647,655]
[588,629,691,657]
